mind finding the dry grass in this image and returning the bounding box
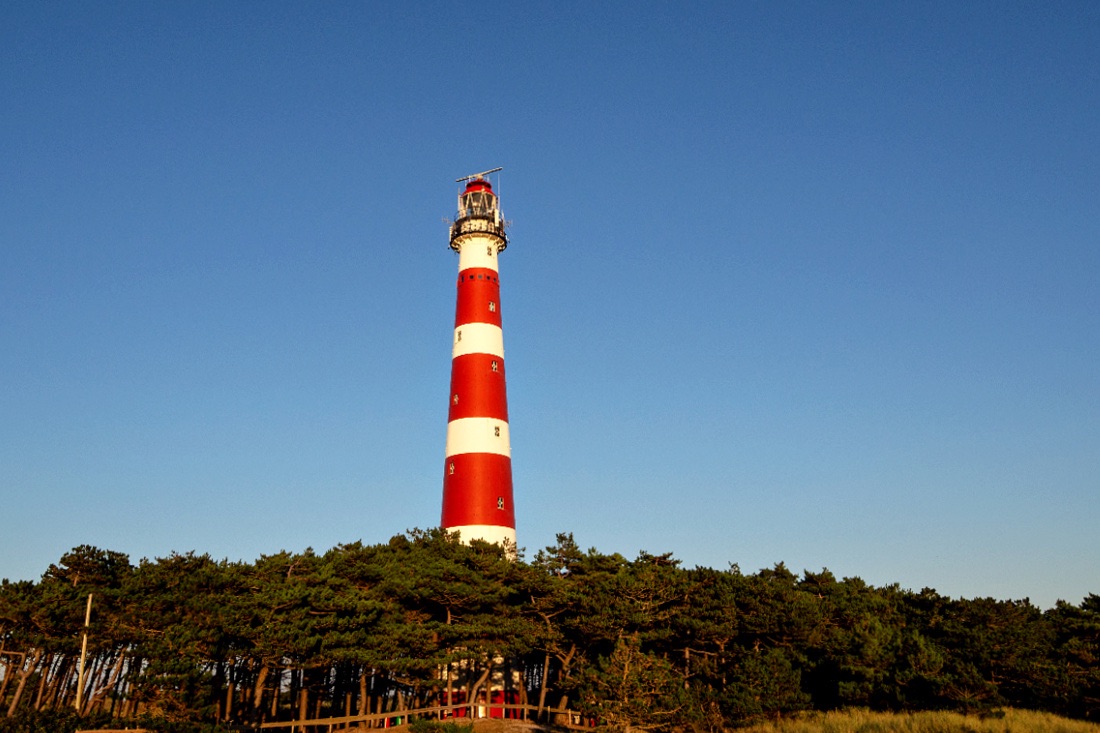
[736,709,1099,733]
[348,710,1098,733]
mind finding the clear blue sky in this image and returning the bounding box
[2,2,1097,609]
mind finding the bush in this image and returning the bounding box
[409,718,475,733]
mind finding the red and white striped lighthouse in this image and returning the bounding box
[441,169,516,548]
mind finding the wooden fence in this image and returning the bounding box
[258,702,592,732]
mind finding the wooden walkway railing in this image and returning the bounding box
[258,702,590,732]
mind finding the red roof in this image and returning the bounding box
[464,179,493,194]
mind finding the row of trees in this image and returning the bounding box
[1,531,1097,731]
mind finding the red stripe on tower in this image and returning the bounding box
[441,169,516,549]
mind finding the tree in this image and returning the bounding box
[578,632,690,733]
[1048,594,1100,720]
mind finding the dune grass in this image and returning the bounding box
[736,708,1099,733]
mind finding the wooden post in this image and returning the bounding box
[75,593,93,712]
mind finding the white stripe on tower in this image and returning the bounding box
[452,323,504,359]
[458,243,499,272]
[445,418,511,458]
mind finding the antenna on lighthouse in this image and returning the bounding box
[456,167,503,183]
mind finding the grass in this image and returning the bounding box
[736,709,1099,733]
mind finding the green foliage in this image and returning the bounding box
[1,535,1097,730]
[0,709,238,733]
[577,633,693,732]
[0,709,97,733]
[1047,594,1100,720]
[409,718,474,733]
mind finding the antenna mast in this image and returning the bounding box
[456,167,503,183]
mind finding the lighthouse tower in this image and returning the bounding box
[441,169,516,548]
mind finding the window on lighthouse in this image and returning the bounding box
[489,301,496,312]
[491,360,499,372]
[497,497,504,510]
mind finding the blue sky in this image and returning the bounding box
[2,2,1097,608]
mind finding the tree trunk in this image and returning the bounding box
[445,661,455,719]
[518,667,529,720]
[32,652,56,710]
[77,652,106,711]
[116,656,140,720]
[224,681,234,722]
[6,649,42,717]
[289,668,299,721]
[252,664,270,723]
[537,652,551,720]
[57,656,79,710]
[551,644,577,726]
[87,653,126,714]
[467,665,492,718]
[270,667,281,718]
[0,654,16,705]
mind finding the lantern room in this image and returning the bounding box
[457,179,500,222]
[450,170,508,253]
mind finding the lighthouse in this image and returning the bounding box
[441,169,516,548]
